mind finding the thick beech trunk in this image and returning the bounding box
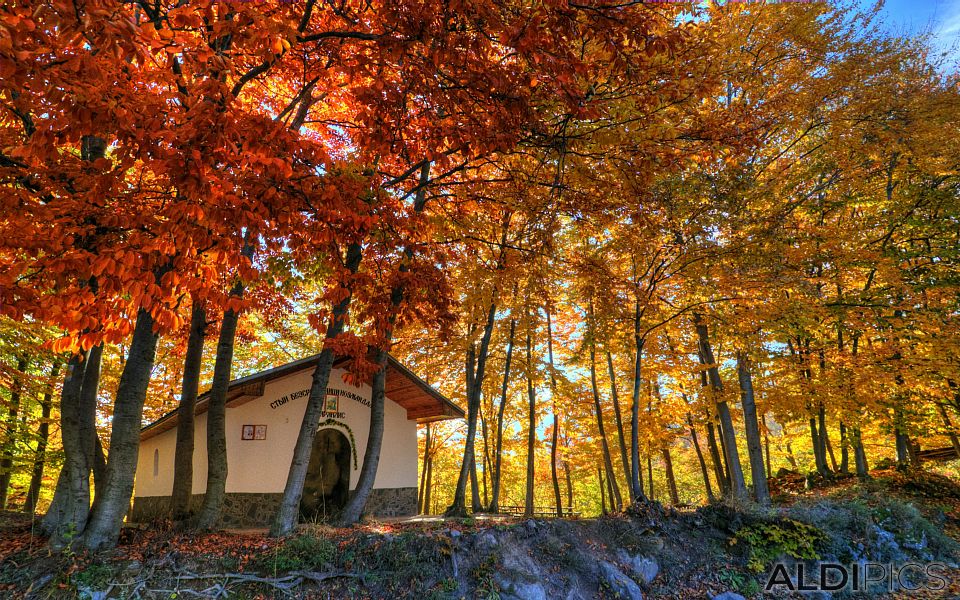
[340,348,389,525]
[736,351,769,505]
[694,314,746,499]
[25,361,61,514]
[546,311,562,516]
[43,353,90,545]
[79,345,104,498]
[44,137,107,544]
[687,412,715,502]
[606,351,632,502]
[662,447,679,505]
[171,301,206,519]
[194,288,244,530]
[0,356,28,508]
[272,242,362,536]
[340,256,413,526]
[490,319,516,512]
[83,308,162,551]
[446,300,498,517]
[524,325,536,516]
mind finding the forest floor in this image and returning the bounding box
[3,468,960,599]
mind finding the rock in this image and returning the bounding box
[629,557,659,585]
[615,549,659,585]
[598,561,644,600]
[711,593,746,600]
[475,531,498,550]
[500,581,546,600]
[448,529,462,539]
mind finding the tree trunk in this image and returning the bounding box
[763,418,772,479]
[647,455,654,501]
[524,323,536,516]
[470,441,483,513]
[25,361,61,514]
[694,313,746,499]
[820,404,838,471]
[736,351,769,506]
[418,423,431,514]
[342,161,436,526]
[588,322,622,510]
[852,426,869,479]
[606,351,632,503]
[44,352,91,546]
[479,404,490,508]
[171,301,206,519]
[339,348,389,525]
[272,242,362,536]
[446,299,498,517]
[424,438,433,515]
[810,416,829,475]
[546,311,563,516]
[661,447,679,505]
[705,415,728,495]
[564,457,573,510]
[598,467,607,515]
[490,319,515,513]
[628,302,646,502]
[83,307,162,551]
[0,356,28,508]
[194,284,245,531]
[79,344,104,499]
[894,405,912,470]
[687,413,715,503]
[839,421,850,475]
[785,440,798,469]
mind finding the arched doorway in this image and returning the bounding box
[300,428,351,522]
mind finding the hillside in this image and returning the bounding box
[2,469,960,599]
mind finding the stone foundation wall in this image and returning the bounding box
[364,487,418,517]
[131,486,417,527]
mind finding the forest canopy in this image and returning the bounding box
[1,0,959,551]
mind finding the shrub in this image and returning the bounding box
[732,519,823,573]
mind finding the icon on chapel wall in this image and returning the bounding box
[242,424,267,440]
[324,394,339,412]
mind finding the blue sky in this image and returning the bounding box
[871,0,960,64]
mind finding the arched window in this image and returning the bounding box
[153,448,159,477]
